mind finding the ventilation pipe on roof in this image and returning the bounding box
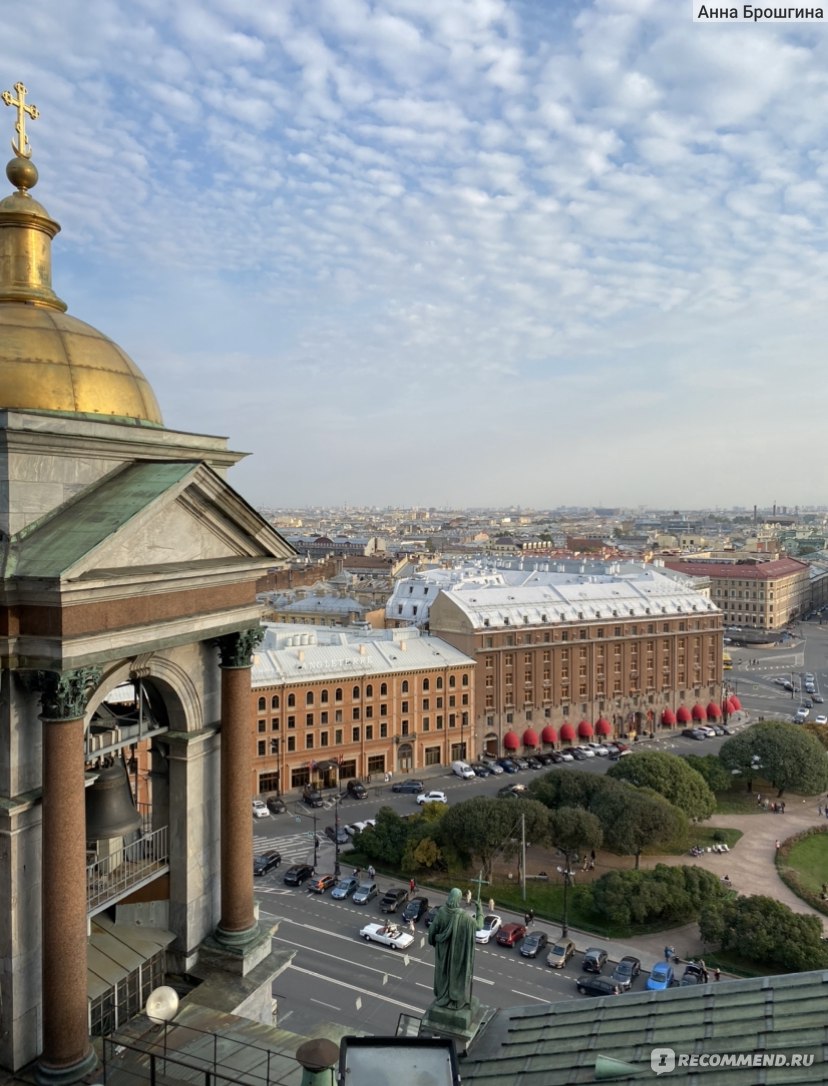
[298,650,305,662]
[400,641,407,651]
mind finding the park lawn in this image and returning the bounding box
[672,825,743,853]
[785,833,828,893]
[714,789,769,815]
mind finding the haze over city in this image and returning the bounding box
[3,1,827,509]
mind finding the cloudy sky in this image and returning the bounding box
[3,1,828,511]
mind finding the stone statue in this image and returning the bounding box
[428,887,483,1010]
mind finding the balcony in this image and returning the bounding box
[87,823,169,916]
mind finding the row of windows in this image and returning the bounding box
[256,673,470,711]
[480,619,716,649]
[256,713,470,756]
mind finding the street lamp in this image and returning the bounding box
[334,795,341,877]
[556,864,574,937]
[312,812,319,871]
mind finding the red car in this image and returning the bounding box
[496,922,527,948]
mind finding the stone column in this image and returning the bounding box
[36,669,100,1086]
[215,629,262,946]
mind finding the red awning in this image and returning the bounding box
[691,704,705,721]
[595,718,612,736]
[541,725,558,744]
[503,731,520,750]
[707,701,722,719]
[522,728,539,748]
[676,706,691,723]
[729,695,742,712]
[578,720,594,738]
[560,722,576,742]
[661,709,676,726]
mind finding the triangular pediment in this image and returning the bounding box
[8,460,294,581]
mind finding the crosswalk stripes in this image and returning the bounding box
[253,830,354,867]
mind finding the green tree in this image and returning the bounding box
[700,894,828,972]
[358,806,410,866]
[592,865,727,929]
[607,751,716,819]
[719,721,828,797]
[548,806,603,874]
[528,769,610,811]
[684,754,733,794]
[591,782,687,868]
[438,796,549,878]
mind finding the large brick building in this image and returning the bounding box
[405,563,724,756]
[250,624,474,795]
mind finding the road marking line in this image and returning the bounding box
[288,964,425,1013]
[310,998,341,1010]
[509,987,552,1003]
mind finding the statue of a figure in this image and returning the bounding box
[428,888,483,1010]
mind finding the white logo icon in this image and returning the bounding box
[651,1048,676,1075]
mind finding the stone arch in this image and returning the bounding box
[85,654,203,734]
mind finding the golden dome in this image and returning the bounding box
[0,304,163,425]
[0,91,163,427]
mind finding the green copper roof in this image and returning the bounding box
[11,461,197,578]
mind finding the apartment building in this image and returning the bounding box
[663,556,810,632]
[250,624,475,796]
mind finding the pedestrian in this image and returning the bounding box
[488,897,495,913]
[367,864,375,880]
[775,839,780,852]
[714,967,721,982]
[589,848,596,871]
[464,889,472,905]
[524,908,534,926]
[665,945,675,962]
[409,877,416,896]
[781,801,786,814]
[408,918,415,933]
[354,865,361,879]
[819,806,823,817]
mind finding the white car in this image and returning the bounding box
[589,743,610,756]
[815,714,827,725]
[577,746,596,758]
[558,750,575,762]
[486,762,504,774]
[476,913,502,944]
[416,791,448,805]
[252,799,270,819]
[359,922,415,950]
[700,726,717,738]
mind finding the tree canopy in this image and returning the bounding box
[699,894,828,972]
[593,864,728,928]
[590,781,687,867]
[438,796,549,877]
[607,751,716,819]
[684,753,733,794]
[719,721,828,797]
[548,806,603,864]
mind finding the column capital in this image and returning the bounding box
[27,667,102,721]
[213,628,264,669]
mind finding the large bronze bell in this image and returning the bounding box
[85,759,141,842]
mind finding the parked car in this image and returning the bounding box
[346,780,367,799]
[815,714,828,726]
[526,756,543,769]
[496,922,527,948]
[253,850,281,876]
[497,785,522,799]
[576,975,622,997]
[402,896,429,923]
[571,748,588,761]
[813,693,825,704]
[519,931,549,958]
[352,881,378,905]
[416,790,447,806]
[576,746,596,758]
[582,947,608,973]
[424,905,440,929]
[283,864,314,886]
[610,956,641,990]
[451,760,475,779]
[475,914,502,944]
[496,758,518,773]
[252,799,270,819]
[557,749,575,762]
[331,876,360,900]
[308,873,336,894]
[325,825,350,844]
[391,778,425,794]
[359,922,414,950]
[680,962,707,986]
[549,752,566,764]
[482,760,504,774]
[471,763,493,777]
[379,887,408,913]
[795,707,810,723]
[546,939,576,968]
[302,784,324,808]
[646,961,675,990]
[266,796,286,815]
[513,757,530,770]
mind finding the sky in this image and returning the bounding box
[3,1,828,511]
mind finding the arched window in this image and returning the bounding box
[271,695,279,710]
[287,693,296,708]
[321,689,329,703]
[335,688,343,702]
[366,684,373,698]
[436,677,443,689]
[306,691,314,706]
[380,683,388,696]
[402,680,409,694]
[353,685,360,699]
[449,675,456,688]
[258,697,266,711]
[462,674,469,686]
[422,678,430,692]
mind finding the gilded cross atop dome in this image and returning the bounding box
[2,82,38,159]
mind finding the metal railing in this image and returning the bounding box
[87,824,169,915]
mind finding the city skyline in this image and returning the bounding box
[2,2,827,508]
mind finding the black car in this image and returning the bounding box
[549,751,566,764]
[424,905,439,929]
[346,779,367,799]
[576,975,621,997]
[402,895,429,923]
[497,785,521,799]
[471,763,492,777]
[582,947,608,973]
[325,825,350,844]
[253,850,281,876]
[379,888,408,913]
[283,864,314,886]
[302,785,324,808]
[266,796,286,815]
[526,757,543,769]
[519,931,549,958]
[496,758,518,773]
[610,955,641,990]
[391,778,425,794]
